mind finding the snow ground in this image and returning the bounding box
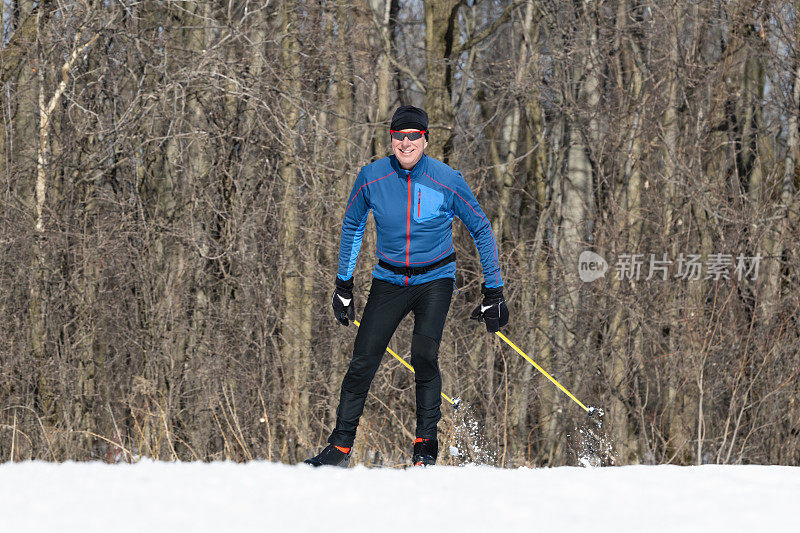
[1,461,798,533]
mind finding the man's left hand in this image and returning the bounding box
[470,283,509,333]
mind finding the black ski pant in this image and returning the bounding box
[328,277,454,448]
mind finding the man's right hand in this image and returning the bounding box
[331,276,355,326]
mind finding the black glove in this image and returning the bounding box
[331,276,355,326]
[470,283,509,333]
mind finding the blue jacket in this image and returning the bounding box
[336,153,503,288]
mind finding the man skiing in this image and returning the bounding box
[305,105,508,467]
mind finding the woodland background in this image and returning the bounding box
[2,0,800,467]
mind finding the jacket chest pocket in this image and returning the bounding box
[413,183,444,223]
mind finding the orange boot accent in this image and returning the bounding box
[334,445,351,454]
[414,438,428,444]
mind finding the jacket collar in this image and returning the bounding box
[389,153,428,181]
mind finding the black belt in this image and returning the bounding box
[378,252,456,277]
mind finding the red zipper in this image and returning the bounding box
[417,189,421,218]
[406,178,411,285]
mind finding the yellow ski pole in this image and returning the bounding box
[494,331,601,417]
[353,320,461,409]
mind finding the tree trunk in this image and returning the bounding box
[424,0,459,162]
[278,0,313,462]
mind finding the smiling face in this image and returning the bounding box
[392,130,428,170]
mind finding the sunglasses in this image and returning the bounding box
[390,129,427,141]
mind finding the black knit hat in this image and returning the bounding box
[390,105,429,140]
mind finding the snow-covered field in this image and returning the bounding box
[1,461,798,532]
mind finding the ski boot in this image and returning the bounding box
[304,444,351,467]
[412,437,438,467]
